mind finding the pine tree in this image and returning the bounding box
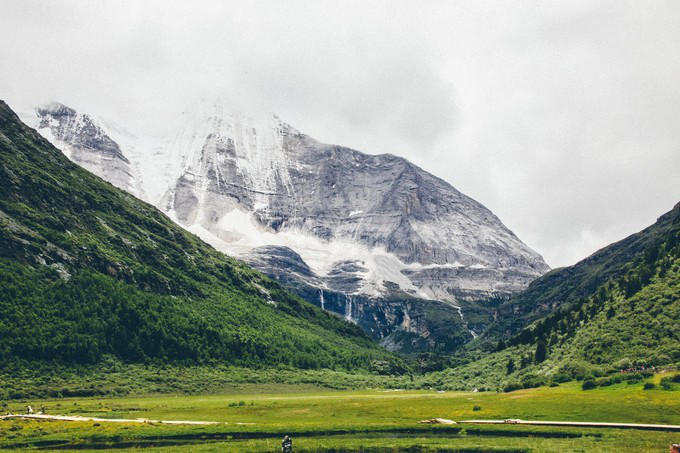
[506,358,515,374]
[606,305,616,319]
[534,340,547,363]
[520,355,532,368]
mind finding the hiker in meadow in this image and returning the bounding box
[26,405,33,415]
[282,435,293,452]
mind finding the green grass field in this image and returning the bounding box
[1,373,679,452]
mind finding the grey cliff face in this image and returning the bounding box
[243,245,472,353]
[162,110,549,303]
[34,103,136,195]
[28,102,550,352]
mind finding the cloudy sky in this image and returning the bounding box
[2,0,679,267]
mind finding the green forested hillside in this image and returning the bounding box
[0,100,405,373]
[487,202,680,338]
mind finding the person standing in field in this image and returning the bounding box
[282,435,292,452]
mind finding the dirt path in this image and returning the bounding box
[5,414,679,432]
[462,419,680,432]
[0,413,220,425]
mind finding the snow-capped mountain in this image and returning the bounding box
[26,101,550,351]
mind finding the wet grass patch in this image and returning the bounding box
[463,427,601,439]
[1,426,465,450]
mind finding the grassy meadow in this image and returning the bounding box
[1,373,678,452]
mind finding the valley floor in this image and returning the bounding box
[1,374,679,452]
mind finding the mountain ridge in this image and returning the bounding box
[25,101,549,352]
[483,201,680,339]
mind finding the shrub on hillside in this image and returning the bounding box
[647,354,672,367]
[521,374,547,389]
[550,372,571,383]
[659,376,679,390]
[600,374,622,387]
[643,382,656,390]
[582,379,597,390]
[503,381,523,393]
[609,358,632,372]
[589,371,653,389]
[557,361,603,381]
[625,371,653,383]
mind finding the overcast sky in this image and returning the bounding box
[2,0,679,267]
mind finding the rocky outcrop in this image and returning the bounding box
[35,103,136,195]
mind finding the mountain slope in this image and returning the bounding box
[0,99,405,372]
[501,203,679,362]
[426,203,680,390]
[26,102,549,352]
[485,203,680,338]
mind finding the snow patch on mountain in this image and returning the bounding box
[170,204,426,298]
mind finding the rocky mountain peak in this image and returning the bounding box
[24,101,550,352]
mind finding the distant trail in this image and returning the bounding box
[5,414,679,432]
[462,419,680,432]
[1,414,221,425]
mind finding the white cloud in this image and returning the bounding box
[1,0,678,267]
